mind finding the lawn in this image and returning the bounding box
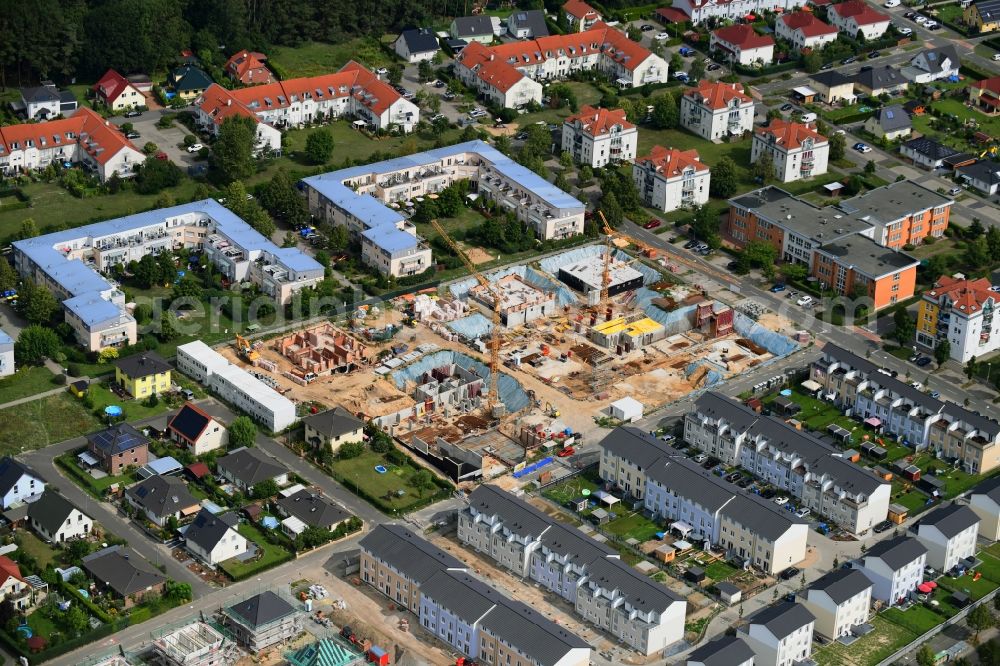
[636,130,757,192]
[937,566,1000,601]
[56,451,135,495]
[330,450,441,512]
[86,383,173,422]
[910,98,1000,153]
[0,394,100,455]
[931,3,965,25]
[974,551,1000,584]
[267,38,395,78]
[18,531,59,569]
[604,511,662,542]
[541,472,601,507]
[883,603,947,634]
[761,386,878,443]
[895,490,933,514]
[218,523,294,579]
[704,560,738,582]
[0,366,61,405]
[812,615,916,666]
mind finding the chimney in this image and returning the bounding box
[227,99,232,106]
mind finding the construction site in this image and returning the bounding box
[148,621,241,666]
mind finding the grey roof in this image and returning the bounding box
[359,524,465,584]
[87,423,149,456]
[865,535,928,571]
[695,392,760,432]
[598,426,675,471]
[818,236,919,279]
[277,489,351,530]
[646,456,743,514]
[28,491,85,535]
[226,590,298,628]
[915,45,960,75]
[452,15,495,37]
[721,491,808,541]
[742,601,816,640]
[873,105,911,132]
[687,636,755,666]
[169,65,213,92]
[82,545,165,597]
[126,475,198,519]
[972,475,1000,503]
[0,457,41,497]
[974,0,1000,21]
[303,407,364,440]
[584,555,685,614]
[918,504,981,539]
[806,568,872,605]
[397,27,440,55]
[509,9,549,36]
[184,509,239,552]
[903,137,960,161]
[854,65,908,90]
[467,483,557,539]
[958,160,1000,186]
[810,70,854,88]
[217,448,284,487]
[729,186,870,244]
[21,85,59,104]
[113,352,171,379]
[837,180,952,227]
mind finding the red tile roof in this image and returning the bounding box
[656,7,691,23]
[635,146,708,177]
[563,105,635,136]
[972,76,1000,95]
[225,50,270,81]
[712,25,775,50]
[455,42,530,93]
[927,275,996,314]
[683,80,752,111]
[830,0,890,25]
[755,119,828,150]
[0,556,24,585]
[781,11,838,37]
[563,0,600,20]
[0,107,141,165]
[92,69,136,104]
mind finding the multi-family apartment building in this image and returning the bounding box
[727,183,951,309]
[710,25,775,66]
[599,428,808,574]
[737,601,816,666]
[810,343,1000,473]
[915,503,980,572]
[776,11,839,50]
[632,146,711,213]
[458,484,686,655]
[852,536,927,604]
[684,393,892,535]
[454,24,668,108]
[671,0,806,24]
[563,0,603,31]
[917,274,1000,362]
[798,569,873,640]
[827,0,891,39]
[360,524,590,666]
[0,330,13,379]
[12,199,323,352]
[751,120,828,183]
[560,106,637,167]
[195,61,420,148]
[680,81,756,141]
[301,141,585,277]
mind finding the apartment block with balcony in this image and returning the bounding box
[672,0,808,24]
[917,274,1000,363]
[751,120,828,183]
[680,81,755,141]
[561,106,637,167]
[632,146,710,213]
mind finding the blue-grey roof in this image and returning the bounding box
[0,329,13,346]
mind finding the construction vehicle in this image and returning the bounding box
[234,333,259,362]
[545,401,560,418]
[431,219,504,419]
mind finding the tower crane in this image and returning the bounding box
[430,219,503,419]
[593,210,614,324]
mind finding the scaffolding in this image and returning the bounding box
[151,621,241,666]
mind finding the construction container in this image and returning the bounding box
[367,646,390,666]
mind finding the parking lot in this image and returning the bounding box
[108,109,203,169]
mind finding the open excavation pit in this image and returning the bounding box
[273,322,372,377]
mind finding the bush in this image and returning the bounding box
[142,142,158,155]
[53,374,67,386]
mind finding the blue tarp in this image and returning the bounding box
[261,516,280,529]
[446,313,494,340]
[389,350,530,413]
[734,311,798,357]
[513,457,554,478]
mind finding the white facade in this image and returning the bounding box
[751,122,829,183]
[633,146,711,213]
[739,608,815,666]
[970,485,1000,541]
[0,333,14,379]
[710,28,775,66]
[671,0,807,24]
[32,508,92,543]
[560,107,638,168]
[799,576,872,640]
[854,544,927,604]
[680,82,755,141]
[827,2,891,39]
[775,12,839,50]
[0,467,44,510]
[176,341,297,432]
[186,526,248,566]
[916,517,979,571]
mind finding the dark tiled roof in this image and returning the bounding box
[169,66,213,92]
[27,491,84,535]
[303,406,364,439]
[972,475,1000,503]
[114,352,171,379]
[598,426,674,471]
[168,402,213,443]
[217,448,284,487]
[359,524,465,584]
[873,105,911,132]
[509,9,549,36]
[87,423,149,456]
[126,475,199,519]
[397,28,440,55]
[918,503,980,539]
[82,545,165,597]
[742,601,816,640]
[865,535,928,571]
[805,568,872,605]
[453,15,495,37]
[810,70,854,88]
[854,65,907,90]
[687,636,755,666]
[276,489,351,529]
[184,509,239,552]
[226,590,298,628]
[0,457,41,497]
[903,137,960,161]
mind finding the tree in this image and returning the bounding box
[0,258,16,293]
[211,115,257,183]
[554,170,571,192]
[968,603,995,640]
[600,191,624,227]
[782,262,808,283]
[829,133,846,161]
[751,152,776,184]
[863,160,876,175]
[690,205,721,248]
[650,92,678,130]
[338,441,365,459]
[578,165,593,187]
[229,416,257,448]
[559,151,574,169]
[968,218,986,239]
[745,240,777,279]
[305,128,335,165]
[18,218,40,240]
[892,308,915,346]
[259,168,310,227]
[165,581,192,603]
[158,310,180,342]
[387,64,403,86]
[966,237,990,269]
[64,604,88,635]
[171,275,203,302]
[20,283,58,325]
[417,59,433,82]
[710,157,739,198]
[411,468,435,497]
[689,58,706,82]
[252,478,279,499]
[297,525,333,550]
[934,340,951,366]
[966,356,980,381]
[915,645,935,666]
[987,226,1000,258]
[627,24,643,41]
[803,51,822,73]
[67,539,93,562]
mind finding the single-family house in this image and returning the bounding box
[738,601,816,666]
[965,0,1000,33]
[302,407,364,454]
[225,50,274,86]
[82,545,166,608]
[450,16,497,44]
[915,503,980,571]
[0,556,43,611]
[222,591,304,653]
[969,76,1000,115]
[168,65,213,102]
[28,492,93,543]
[92,69,145,111]
[183,509,248,565]
[903,45,961,84]
[217,447,288,491]
[687,636,756,666]
[276,489,352,532]
[393,28,441,63]
[957,160,1000,195]
[125,475,201,527]
[827,0,891,39]
[168,402,228,455]
[809,70,856,104]
[776,11,838,50]
[710,25,775,66]
[900,137,963,169]
[0,458,44,509]
[86,423,150,476]
[114,352,172,399]
[798,569,873,640]
[970,476,1000,540]
[863,105,911,140]
[854,65,908,96]
[853,536,928,604]
[507,10,549,39]
[14,82,77,121]
[564,0,603,31]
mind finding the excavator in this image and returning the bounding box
[234,333,259,363]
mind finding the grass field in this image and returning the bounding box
[761,387,877,442]
[0,394,99,454]
[895,489,933,513]
[813,615,916,666]
[330,450,438,512]
[18,531,60,569]
[883,603,947,634]
[604,512,661,542]
[704,560,738,582]
[219,523,294,579]
[0,366,60,405]
[268,38,395,78]
[911,98,1000,152]
[86,383,173,423]
[541,473,601,506]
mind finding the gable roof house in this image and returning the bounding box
[854,64,909,96]
[276,489,352,531]
[168,65,214,101]
[125,475,200,527]
[0,555,41,611]
[915,503,981,571]
[710,25,775,66]
[168,402,228,455]
[28,491,93,543]
[965,0,1000,33]
[775,11,839,50]
[13,82,77,121]
[969,76,1000,115]
[393,28,441,63]
[183,509,248,565]
[864,104,911,140]
[450,16,498,43]
[827,0,891,39]
[217,447,288,491]
[798,568,873,640]
[971,475,1000,540]
[687,635,755,666]
[956,159,1000,195]
[853,535,928,604]
[900,136,963,169]
[302,406,364,454]
[564,0,603,31]
[507,10,549,39]
[82,545,166,608]
[0,457,44,509]
[810,70,857,104]
[92,69,145,111]
[738,601,816,666]
[903,45,961,84]
[86,423,150,475]
[113,351,172,399]
[225,50,274,86]
[222,590,304,653]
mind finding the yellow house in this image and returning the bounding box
[114,352,172,399]
[966,0,1000,34]
[167,65,213,102]
[92,69,145,111]
[916,297,940,349]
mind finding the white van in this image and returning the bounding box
[800,112,817,123]
[884,0,900,7]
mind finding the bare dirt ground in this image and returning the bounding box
[462,246,494,265]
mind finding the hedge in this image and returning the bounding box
[324,458,454,515]
[220,547,295,582]
[54,455,104,500]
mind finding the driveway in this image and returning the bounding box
[109,109,204,170]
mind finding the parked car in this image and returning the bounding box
[123,109,142,118]
[725,472,742,483]
[375,67,389,75]
[780,103,794,112]
[916,356,932,367]
[897,26,913,35]
[684,239,700,249]
[796,295,814,307]
[186,143,204,153]
[873,520,893,533]
[155,151,168,160]
[884,0,899,6]
[914,14,929,23]
[655,32,669,40]
[868,50,881,58]
[841,56,857,65]
[431,114,447,122]
[948,187,961,195]
[794,507,810,519]
[904,11,916,18]
[910,381,924,390]
[770,283,786,293]
[779,566,800,581]
[854,142,872,153]
[125,131,140,139]
[644,218,662,229]
[774,496,790,506]
[994,54,1000,62]
[693,454,708,463]
[727,260,740,270]
[641,23,655,31]
[693,243,709,252]
[557,446,575,457]
[930,390,941,398]
[679,47,695,56]
[673,72,689,81]
[443,91,456,100]
[707,63,722,71]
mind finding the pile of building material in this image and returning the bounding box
[413,294,468,323]
[274,323,371,377]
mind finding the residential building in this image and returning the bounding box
[563,0,603,31]
[863,105,911,140]
[82,545,166,608]
[177,341,298,432]
[751,119,828,183]
[917,274,1000,362]
[0,107,144,182]
[393,28,440,63]
[458,484,687,655]
[194,62,421,147]
[827,0,891,38]
[798,569,873,640]
[854,65,908,96]
[0,329,12,378]
[222,591,304,653]
[684,393,892,535]
[114,352,172,399]
[28,491,92,543]
[450,41,545,108]
[679,80,755,141]
[507,10,549,38]
[687,636,756,666]
[853,536,927,604]
[811,343,1000,472]
[809,70,857,104]
[15,82,77,120]
[168,65,213,102]
[776,11,838,50]
[0,556,39,611]
[303,407,364,454]
[561,105,637,167]
[900,137,964,170]
[301,142,585,277]
[183,509,248,565]
[970,476,1000,540]
[902,45,961,83]
[167,402,228,455]
[276,489,351,531]
[738,602,816,666]
[0,457,44,509]
[86,423,150,475]
[966,0,1000,33]
[957,159,1000,195]
[915,503,980,571]
[217,447,288,491]
[450,16,497,44]
[710,25,775,66]
[125,475,200,527]
[12,200,323,352]
[92,70,145,111]
[672,0,807,24]
[225,50,273,86]
[632,146,711,213]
